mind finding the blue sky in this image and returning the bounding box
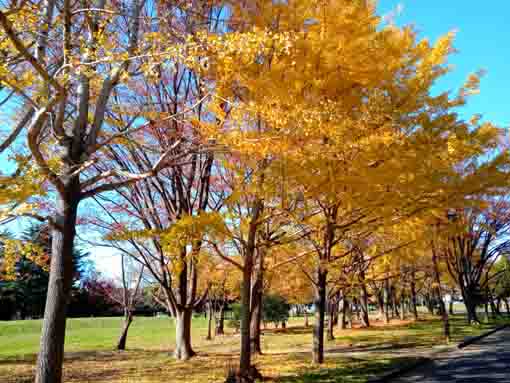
[378,0,510,128]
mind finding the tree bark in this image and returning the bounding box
[410,272,419,320]
[173,308,195,360]
[312,269,327,364]
[463,292,479,324]
[239,246,255,374]
[35,185,79,383]
[327,298,335,341]
[432,245,450,343]
[400,295,406,320]
[249,249,264,355]
[215,303,225,335]
[206,300,213,341]
[116,312,133,350]
[360,280,370,327]
[384,280,391,324]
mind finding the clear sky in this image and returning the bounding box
[378,0,510,128]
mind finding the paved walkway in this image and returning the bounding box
[395,327,510,382]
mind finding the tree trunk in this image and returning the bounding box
[174,308,195,360]
[391,289,400,318]
[239,251,254,374]
[400,295,406,321]
[360,282,370,328]
[249,250,263,355]
[410,273,418,320]
[304,310,309,327]
[249,295,262,354]
[432,246,450,344]
[384,280,391,324]
[339,297,346,329]
[449,299,454,315]
[505,299,510,315]
[206,300,213,341]
[463,292,479,324]
[116,313,133,350]
[215,304,225,335]
[312,269,327,364]
[376,290,385,321]
[35,187,79,383]
[327,298,335,341]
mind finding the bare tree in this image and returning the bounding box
[106,254,144,350]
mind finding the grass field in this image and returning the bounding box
[0,313,507,383]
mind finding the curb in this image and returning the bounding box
[367,323,509,383]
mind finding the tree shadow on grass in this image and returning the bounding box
[272,357,420,383]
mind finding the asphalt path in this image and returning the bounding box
[394,327,510,382]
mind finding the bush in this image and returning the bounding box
[227,303,242,332]
[262,295,290,328]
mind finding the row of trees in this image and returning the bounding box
[1,1,510,382]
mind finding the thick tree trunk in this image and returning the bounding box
[313,269,327,364]
[35,187,79,383]
[360,282,370,328]
[249,296,262,354]
[117,313,133,350]
[463,293,479,324]
[174,308,195,360]
[239,252,254,374]
[215,304,225,335]
[410,273,419,320]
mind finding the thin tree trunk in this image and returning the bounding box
[410,272,419,320]
[304,310,309,327]
[432,245,450,344]
[377,290,385,321]
[391,288,399,318]
[250,250,263,355]
[384,280,391,324]
[505,299,510,315]
[312,269,327,364]
[206,300,213,341]
[360,281,370,328]
[35,187,79,383]
[174,308,195,360]
[327,298,335,341]
[239,247,254,374]
[215,304,225,335]
[339,297,346,329]
[116,312,133,350]
[400,295,406,321]
[449,299,454,315]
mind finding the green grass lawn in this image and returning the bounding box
[0,313,507,382]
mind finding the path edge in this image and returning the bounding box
[367,323,509,383]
